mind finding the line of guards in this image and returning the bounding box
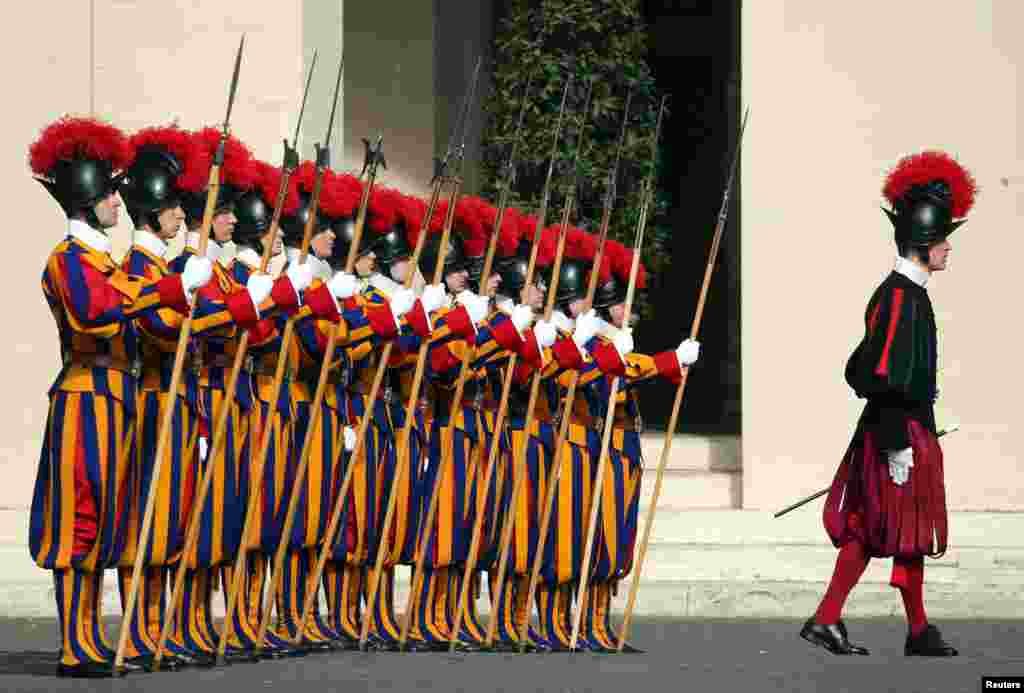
[27,117,699,677]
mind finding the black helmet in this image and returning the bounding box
[551,258,590,310]
[330,217,377,269]
[232,188,272,255]
[280,189,314,248]
[373,225,412,273]
[882,151,976,251]
[121,145,184,229]
[496,238,531,296]
[418,232,467,283]
[592,274,625,310]
[29,117,130,222]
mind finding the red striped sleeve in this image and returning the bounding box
[874,287,904,377]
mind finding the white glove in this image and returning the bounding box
[510,304,535,334]
[533,320,557,350]
[572,309,602,351]
[246,273,274,311]
[286,261,314,294]
[421,284,447,314]
[328,271,359,300]
[391,287,417,319]
[612,328,635,360]
[182,255,213,294]
[462,292,491,325]
[887,447,914,486]
[198,437,209,462]
[677,338,700,367]
[342,426,357,452]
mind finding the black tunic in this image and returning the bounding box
[844,270,938,451]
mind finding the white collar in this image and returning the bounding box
[551,310,575,334]
[594,315,624,340]
[185,231,226,264]
[135,228,168,259]
[285,247,334,281]
[368,272,403,299]
[495,296,515,314]
[894,256,929,288]
[236,247,263,270]
[68,219,111,254]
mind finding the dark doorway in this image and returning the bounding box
[638,0,741,435]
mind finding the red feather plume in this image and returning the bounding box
[368,186,403,234]
[494,205,524,258]
[330,173,364,221]
[29,116,133,177]
[454,195,489,256]
[129,124,210,194]
[535,225,562,268]
[191,127,258,191]
[292,160,318,195]
[604,238,647,290]
[255,160,300,217]
[398,193,429,248]
[429,199,450,234]
[563,227,611,283]
[883,150,977,218]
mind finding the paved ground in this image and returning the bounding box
[0,618,1020,692]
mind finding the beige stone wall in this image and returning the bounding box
[0,0,437,509]
[742,1,1022,511]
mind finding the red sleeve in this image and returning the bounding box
[366,303,399,339]
[225,289,260,329]
[491,319,524,353]
[518,330,543,371]
[271,275,300,315]
[551,337,585,370]
[430,343,461,375]
[512,358,535,385]
[248,317,277,345]
[304,282,341,323]
[405,300,431,339]
[445,305,476,340]
[653,350,683,384]
[591,341,627,377]
[156,275,190,315]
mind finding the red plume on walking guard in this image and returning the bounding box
[881,150,977,248]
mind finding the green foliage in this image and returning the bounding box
[479,0,670,314]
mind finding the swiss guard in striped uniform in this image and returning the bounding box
[301,175,418,649]
[804,151,973,658]
[570,237,698,652]
[369,193,449,650]
[417,203,503,649]
[225,159,319,658]
[117,125,263,669]
[28,117,214,678]
[168,130,297,661]
[485,213,560,651]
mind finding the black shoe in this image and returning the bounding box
[905,624,958,657]
[57,661,115,678]
[800,618,869,655]
[174,649,217,668]
[615,642,644,654]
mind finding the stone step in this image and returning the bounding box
[637,433,741,472]
[635,469,741,510]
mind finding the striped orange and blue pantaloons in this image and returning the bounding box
[541,438,594,587]
[31,391,134,572]
[374,411,424,567]
[474,410,509,573]
[116,389,198,658]
[249,398,292,553]
[188,387,247,569]
[273,399,338,643]
[31,391,134,666]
